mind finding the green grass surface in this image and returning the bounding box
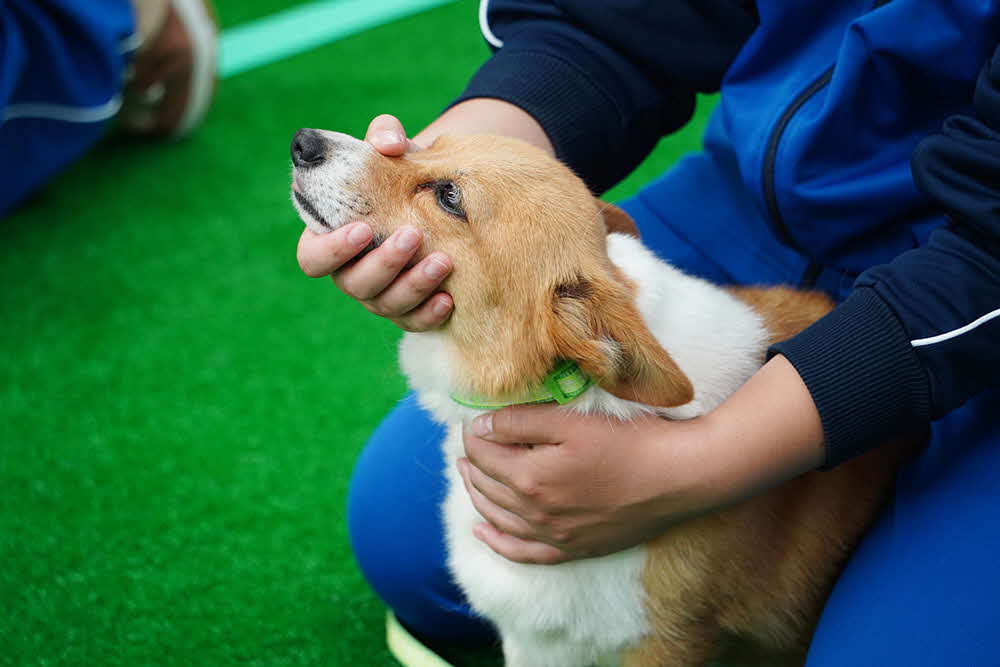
[1,1,714,664]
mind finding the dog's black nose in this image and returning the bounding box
[291,128,327,167]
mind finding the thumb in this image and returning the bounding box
[365,114,421,156]
[469,405,566,445]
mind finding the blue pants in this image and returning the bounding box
[0,0,134,216]
[348,151,1000,663]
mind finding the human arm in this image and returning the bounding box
[457,0,758,192]
[771,43,1000,466]
[459,355,823,564]
[459,45,1000,564]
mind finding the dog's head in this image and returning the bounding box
[290,129,692,407]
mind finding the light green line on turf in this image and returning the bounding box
[219,0,458,79]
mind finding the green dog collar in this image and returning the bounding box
[450,359,594,410]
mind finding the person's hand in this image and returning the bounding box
[295,114,454,332]
[458,355,827,565]
[459,406,716,565]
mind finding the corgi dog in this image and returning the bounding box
[289,128,903,667]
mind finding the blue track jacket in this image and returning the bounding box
[455,0,1000,466]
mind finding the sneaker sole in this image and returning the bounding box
[386,612,455,667]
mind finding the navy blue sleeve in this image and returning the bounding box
[772,45,1000,468]
[451,0,758,193]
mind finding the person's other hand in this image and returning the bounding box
[457,355,827,565]
[459,406,718,565]
[295,114,454,332]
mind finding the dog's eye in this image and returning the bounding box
[435,182,466,219]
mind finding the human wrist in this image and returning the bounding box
[635,415,737,526]
[769,288,930,467]
[692,356,825,504]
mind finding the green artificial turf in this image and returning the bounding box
[0,1,714,664]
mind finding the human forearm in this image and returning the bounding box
[693,354,825,505]
[414,98,553,155]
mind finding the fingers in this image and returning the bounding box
[333,225,454,331]
[297,222,372,277]
[473,523,572,565]
[299,220,453,331]
[333,226,423,299]
[458,457,522,515]
[462,406,565,490]
[462,432,532,489]
[365,252,452,317]
[365,114,422,156]
[468,405,566,445]
[299,113,446,332]
[462,468,532,537]
[389,292,454,332]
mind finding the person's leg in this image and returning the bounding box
[1,0,217,216]
[1,0,134,215]
[347,394,496,645]
[806,388,1000,665]
[119,0,218,138]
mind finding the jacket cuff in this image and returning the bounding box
[449,50,627,193]
[768,288,932,468]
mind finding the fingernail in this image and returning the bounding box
[423,256,449,279]
[472,524,488,541]
[347,224,371,246]
[377,130,403,146]
[432,298,452,317]
[394,228,420,252]
[470,413,492,437]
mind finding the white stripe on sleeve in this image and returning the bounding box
[479,0,504,48]
[911,307,1000,348]
[2,95,122,124]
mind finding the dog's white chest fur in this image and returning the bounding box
[398,234,769,666]
[441,427,650,667]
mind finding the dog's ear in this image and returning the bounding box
[550,272,693,407]
[598,201,640,238]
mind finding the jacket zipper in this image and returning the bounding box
[761,65,834,257]
[762,0,893,287]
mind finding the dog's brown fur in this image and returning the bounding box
[297,133,907,666]
[627,287,906,666]
[350,134,696,408]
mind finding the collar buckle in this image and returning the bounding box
[541,359,593,405]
